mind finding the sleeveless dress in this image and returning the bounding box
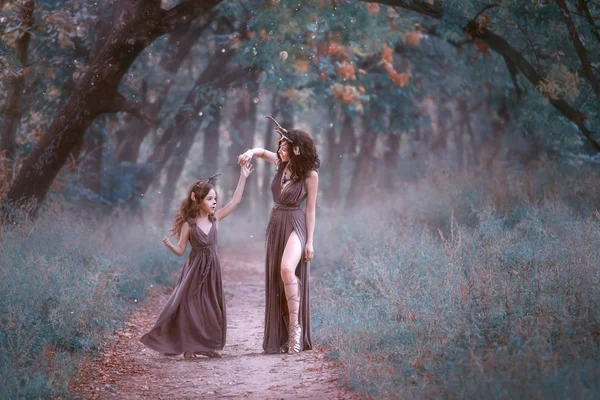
[263,165,312,353]
[140,218,226,354]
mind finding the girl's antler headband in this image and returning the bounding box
[207,173,222,184]
[194,173,222,188]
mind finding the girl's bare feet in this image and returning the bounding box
[183,351,221,359]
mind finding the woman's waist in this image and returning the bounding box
[272,203,303,211]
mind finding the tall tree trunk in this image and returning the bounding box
[137,68,242,197]
[115,78,152,164]
[278,95,295,128]
[383,113,401,190]
[157,17,234,207]
[120,16,234,168]
[79,123,105,194]
[329,112,357,202]
[261,94,279,196]
[201,103,222,178]
[3,0,223,220]
[1,0,34,174]
[115,118,148,163]
[503,55,522,99]
[325,103,339,205]
[228,80,258,213]
[325,105,351,205]
[456,98,468,168]
[114,23,215,164]
[115,17,216,164]
[244,81,259,214]
[177,101,222,216]
[161,125,200,218]
[345,115,379,210]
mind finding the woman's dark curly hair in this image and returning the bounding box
[276,129,320,180]
[170,180,217,238]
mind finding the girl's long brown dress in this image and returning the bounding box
[263,165,313,354]
[140,218,226,354]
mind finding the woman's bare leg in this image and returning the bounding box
[280,230,303,353]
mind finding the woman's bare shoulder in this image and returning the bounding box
[306,170,318,179]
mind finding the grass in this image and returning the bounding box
[1,159,599,399]
[0,198,269,398]
[312,163,600,399]
[0,209,179,399]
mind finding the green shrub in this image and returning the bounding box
[313,170,600,399]
[0,210,178,399]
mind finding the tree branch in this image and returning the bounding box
[479,26,600,151]
[472,3,500,22]
[109,93,161,128]
[362,0,600,152]
[579,0,600,45]
[159,0,223,35]
[556,0,600,103]
[363,0,442,18]
[503,55,522,99]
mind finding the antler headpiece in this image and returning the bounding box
[191,173,221,201]
[194,173,222,188]
[265,115,292,143]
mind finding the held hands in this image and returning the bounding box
[237,149,253,167]
[240,160,254,179]
[304,241,314,263]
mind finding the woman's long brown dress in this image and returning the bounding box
[140,218,226,354]
[263,165,313,354]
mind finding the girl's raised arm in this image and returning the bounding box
[238,147,278,166]
[162,222,190,256]
[215,162,254,222]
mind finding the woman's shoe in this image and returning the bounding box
[284,275,302,354]
[287,319,302,354]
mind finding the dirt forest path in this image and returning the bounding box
[71,242,354,399]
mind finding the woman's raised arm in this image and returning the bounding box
[238,147,278,166]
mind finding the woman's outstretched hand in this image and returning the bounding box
[304,242,314,263]
[237,149,253,166]
[162,236,172,249]
[240,160,254,179]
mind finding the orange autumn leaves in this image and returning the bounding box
[380,44,412,87]
[331,42,411,106]
[383,63,412,86]
[333,84,362,105]
[367,3,380,14]
[322,40,361,105]
[336,62,356,80]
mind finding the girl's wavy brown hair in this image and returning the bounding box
[277,129,320,179]
[170,181,217,238]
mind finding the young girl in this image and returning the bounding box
[140,162,253,358]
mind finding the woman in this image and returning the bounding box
[238,117,319,354]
